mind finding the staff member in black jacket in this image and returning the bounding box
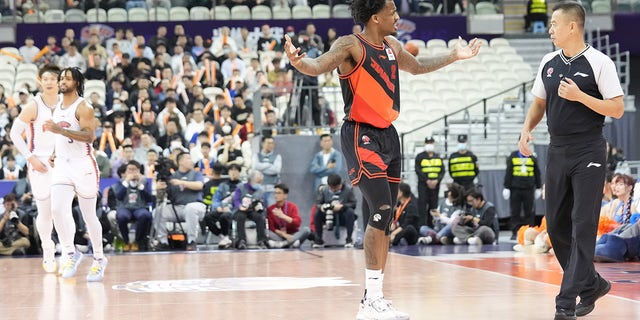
[414,136,445,227]
[448,134,479,191]
[503,148,542,240]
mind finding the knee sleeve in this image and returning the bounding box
[367,205,393,235]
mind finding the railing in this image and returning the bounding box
[398,80,535,171]
[586,28,631,95]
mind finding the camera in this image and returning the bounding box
[242,194,264,213]
[9,211,19,224]
[154,156,177,202]
[321,194,340,231]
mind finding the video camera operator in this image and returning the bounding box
[313,174,357,248]
[0,193,30,256]
[233,170,269,250]
[153,152,206,251]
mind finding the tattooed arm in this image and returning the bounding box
[283,34,358,77]
[388,36,481,75]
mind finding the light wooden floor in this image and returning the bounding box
[2,247,639,320]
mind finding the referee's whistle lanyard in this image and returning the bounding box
[518,151,528,174]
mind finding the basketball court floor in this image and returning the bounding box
[2,243,639,320]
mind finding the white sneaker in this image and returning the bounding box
[267,240,283,248]
[344,241,354,248]
[87,258,108,282]
[291,239,301,248]
[356,297,410,320]
[453,237,465,245]
[218,236,232,249]
[467,236,481,245]
[61,251,84,279]
[42,259,57,273]
[417,236,432,245]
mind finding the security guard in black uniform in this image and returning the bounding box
[448,134,479,191]
[525,0,548,31]
[503,148,542,240]
[414,136,445,228]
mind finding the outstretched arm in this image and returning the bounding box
[390,36,481,75]
[284,34,356,77]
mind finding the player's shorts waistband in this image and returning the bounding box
[550,127,603,146]
[343,120,391,130]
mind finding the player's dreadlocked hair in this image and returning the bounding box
[349,0,387,24]
[59,67,85,97]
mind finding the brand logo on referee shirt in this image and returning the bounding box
[546,67,554,78]
[587,162,602,168]
[573,72,589,77]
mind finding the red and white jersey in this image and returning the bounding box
[52,97,93,158]
[29,94,59,157]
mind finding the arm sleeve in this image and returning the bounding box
[9,118,32,159]
[479,206,496,227]
[414,154,427,181]
[596,56,624,99]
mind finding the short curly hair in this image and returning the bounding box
[349,0,387,24]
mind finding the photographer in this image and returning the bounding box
[153,152,206,251]
[452,188,497,245]
[114,160,153,252]
[313,174,357,248]
[203,164,242,249]
[0,193,30,256]
[233,170,269,250]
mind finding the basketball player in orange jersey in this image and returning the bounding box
[43,67,107,282]
[10,64,63,273]
[284,1,481,318]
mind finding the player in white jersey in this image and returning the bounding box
[9,64,64,273]
[44,67,107,282]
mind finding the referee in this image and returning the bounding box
[518,2,624,320]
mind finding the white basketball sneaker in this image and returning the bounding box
[60,251,84,278]
[356,297,410,320]
[42,259,57,273]
[87,258,108,282]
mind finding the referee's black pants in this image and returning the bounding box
[509,187,535,236]
[417,181,439,228]
[545,136,606,311]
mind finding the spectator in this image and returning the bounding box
[313,174,357,248]
[309,134,343,192]
[93,146,112,179]
[503,147,542,240]
[148,26,169,52]
[390,183,420,246]
[448,134,479,190]
[216,128,244,174]
[418,183,467,245]
[221,50,247,86]
[233,170,269,249]
[110,144,136,179]
[266,183,312,248]
[113,160,153,251]
[257,24,279,53]
[153,152,206,251]
[0,154,25,180]
[211,26,238,63]
[252,136,282,206]
[134,131,163,164]
[18,35,40,64]
[262,109,283,137]
[194,142,216,179]
[452,188,497,245]
[184,106,206,141]
[82,34,107,60]
[203,163,240,249]
[59,41,86,73]
[414,136,445,228]
[157,97,187,137]
[0,193,30,256]
[600,174,639,225]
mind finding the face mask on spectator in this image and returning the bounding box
[251,183,261,190]
[170,141,182,150]
[457,143,467,151]
[113,103,122,111]
[424,144,435,152]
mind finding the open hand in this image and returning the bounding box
[452,37,481,60]
[284,34,305,67]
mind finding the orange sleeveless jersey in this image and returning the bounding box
[339,34,400,128]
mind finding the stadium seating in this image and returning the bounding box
[128,7,149,22]
[169,7,189,21]
[312,4,331,18]
[148,7,169,21]
[65,9,86,22]
[332,4,351,18]
[189,6,210,20]
[251,5,272,19]
[44,9,65,23]
[107,8,128,22]
[212,6,231,20]
[86,8,107,22]
[291,5,312,19]
[230,5,251,20]
[272,6,292,19]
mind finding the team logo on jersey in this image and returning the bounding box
[361,135,371,145]
[112,277,356,293]
[546,67,554,78]
[385,48,396,61]
[57,121,72,129]
[573,72,589,77]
